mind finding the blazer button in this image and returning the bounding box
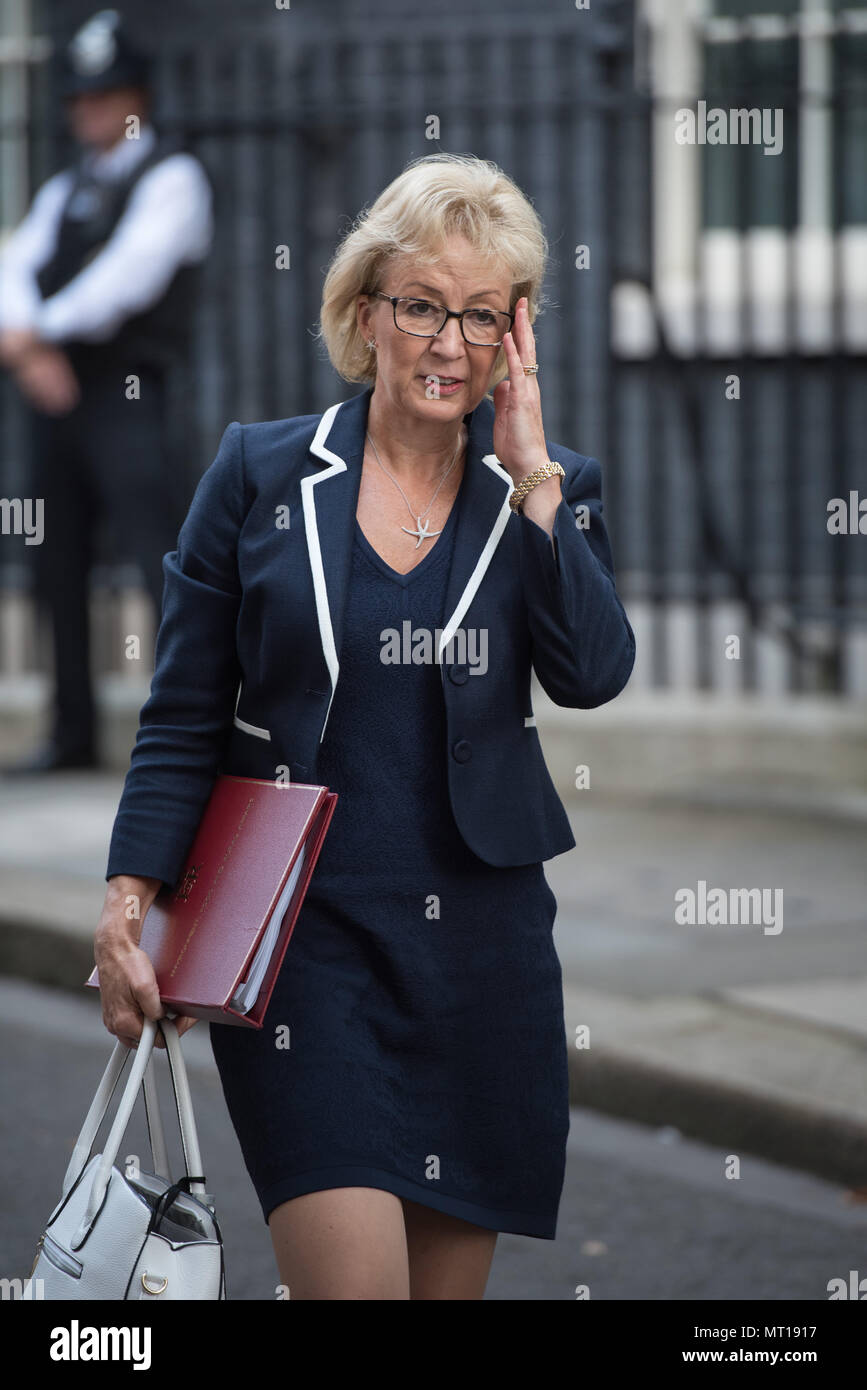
[452,739,472,763]
[448,663,469,685]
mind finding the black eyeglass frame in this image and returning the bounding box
[362,289,516,347]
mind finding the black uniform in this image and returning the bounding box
[27,132,210,761]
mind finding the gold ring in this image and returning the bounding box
[522,363,539,375]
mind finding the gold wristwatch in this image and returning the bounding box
[509,460,565,513]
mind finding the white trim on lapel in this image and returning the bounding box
[436,453,513,661]
[233,680,271,740]
[302,400,348,742]
[234,714,271,740]
[303,398,515,739]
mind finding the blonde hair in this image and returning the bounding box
[316,152,549,389]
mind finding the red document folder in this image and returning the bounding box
[87,775,338,1028]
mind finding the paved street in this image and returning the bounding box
[3,977,866,1301]
[3,766,867,1181]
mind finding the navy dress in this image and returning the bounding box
[209,473,570,1238]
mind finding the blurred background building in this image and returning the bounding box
[1,0,865,749]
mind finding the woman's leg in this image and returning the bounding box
[268,1187,410,1300]
[401,1198,498,1300]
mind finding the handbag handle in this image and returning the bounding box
[69,1018,208,1250]
[159,1016,206,1195]
[142,1054,171,1182]
[61,1020,173,1199]
[61,1034,134,1198]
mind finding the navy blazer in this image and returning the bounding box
[106,384,635,887]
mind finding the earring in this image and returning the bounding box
[367,339,376,348]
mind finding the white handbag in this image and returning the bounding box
[30,1016,226,1300]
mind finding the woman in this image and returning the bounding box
[95,152,635,1300]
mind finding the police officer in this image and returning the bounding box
[0,9,213,773]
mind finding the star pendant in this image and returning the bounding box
[401,517,442,549]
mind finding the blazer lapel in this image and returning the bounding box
[302,385,513,740]
[301,390,366,740]
[437,392,514,659]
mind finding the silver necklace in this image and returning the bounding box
[366,428,464,549]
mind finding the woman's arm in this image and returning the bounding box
[518,453,636,708]
[105,420,247,888]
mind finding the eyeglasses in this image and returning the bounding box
[363,290,515,347]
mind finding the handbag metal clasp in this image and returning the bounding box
[141,1271,168,1296]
